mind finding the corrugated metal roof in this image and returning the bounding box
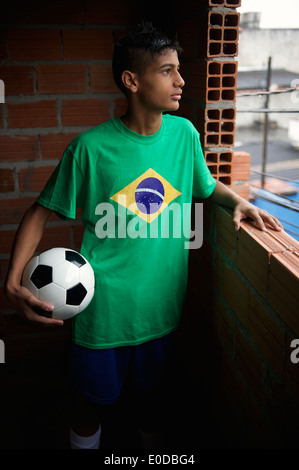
[237,69,298,90]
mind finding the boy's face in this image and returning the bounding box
[134,48,185,113]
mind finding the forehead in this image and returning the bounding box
[146,48,180,69]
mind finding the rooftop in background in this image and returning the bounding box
[236,68,299,90]
[238,0,299,29]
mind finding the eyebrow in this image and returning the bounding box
[159,63,180,69]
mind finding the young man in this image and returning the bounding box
[5,23,283,449]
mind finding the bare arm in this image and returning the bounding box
[4,202,64,326]
[209,180,283,232]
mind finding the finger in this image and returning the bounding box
[260,212,283,231]
[25,306,64,326]
[30,303,64,326]
[23,289,63,326]
[232,209,241,231]
[254,213,268,231]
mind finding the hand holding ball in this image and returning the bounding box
[22,247,95,320]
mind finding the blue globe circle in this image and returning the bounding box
[135,177,165,214]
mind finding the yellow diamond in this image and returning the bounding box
[110,168,181,223]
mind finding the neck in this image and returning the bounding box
[121,110,162,136]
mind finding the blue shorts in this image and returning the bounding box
[72,333,176,405]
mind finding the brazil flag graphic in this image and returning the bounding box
[110,168,181,223]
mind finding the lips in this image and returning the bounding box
[171,93,182,100]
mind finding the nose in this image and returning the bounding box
[175,70,185,88]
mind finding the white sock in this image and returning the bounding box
[70,425,101,449]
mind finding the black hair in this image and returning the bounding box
[112,22,182,95]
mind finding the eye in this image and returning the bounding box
[162,68,171,74]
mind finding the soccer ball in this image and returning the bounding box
[22,247,95,320]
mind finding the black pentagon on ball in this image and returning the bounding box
[65,250,86,268]
[66,283,87,306]
[31,264,53,289]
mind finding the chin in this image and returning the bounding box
[163,103,180,112]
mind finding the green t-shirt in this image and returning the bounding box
[37,114,216,349]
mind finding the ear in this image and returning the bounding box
[121,70,138,93]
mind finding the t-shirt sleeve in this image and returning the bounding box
[37,148,84,220]
[192,131,216,199]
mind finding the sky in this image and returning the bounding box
[238,0,299,29]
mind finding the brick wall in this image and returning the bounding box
[177,0,250,199]
[184,203,299,448]
[174,0,299,448]
[1,0,299,449]
[0,1,141,359]
[0,1,135,319]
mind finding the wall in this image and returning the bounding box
[238,28,299,73]
[0,0,299,450]
[0,1,136,326]
[174,0,299,449]
[182,202,299,448]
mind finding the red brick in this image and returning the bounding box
[248,292,285,377]
[7,29,61,61]
[36,64,87,94]
[235,326,264,403]
[63,30,113,60]
[83,0,136,25]
[221,262,249,326]
[0,135,40,161]
[217,349,251,426]
[0,258,10,283]
[236,221,290,296]
[36,225,72,252]
[114,97,128,117]
[268,252,299,336]
[203,119,235,147]
[224,0,242,5]
[212,295,234,354]
[0,169,14,193]
[189,60,237,103]
[214,205,236,259]
[0,197,35,224]
[265,229,299,252]
[40,133,78,160]
[205,150,233,165]
[28,0,82,24]
[61,98,110,126]
[6,100,57,128]
[0,286,14,310]
[18,166,56,192]
[90,64,119,93]
[0,66,34,95]
[0,229,16,253]
[231,151,251,181]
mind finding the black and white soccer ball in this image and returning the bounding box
[22,247,95,320]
